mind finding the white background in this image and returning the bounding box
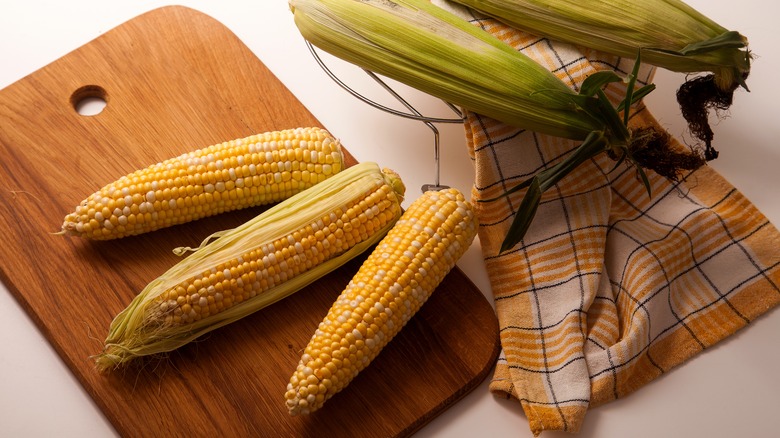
[1,1,778,437]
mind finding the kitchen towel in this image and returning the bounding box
[436,1,780,435]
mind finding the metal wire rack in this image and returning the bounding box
[306,41,465,192]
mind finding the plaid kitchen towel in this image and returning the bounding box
[435,1,780,435]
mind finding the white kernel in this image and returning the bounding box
[146,190,156,203]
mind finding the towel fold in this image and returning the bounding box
[438,2,780,435]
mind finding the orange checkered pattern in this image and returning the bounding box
[439,2,780,435]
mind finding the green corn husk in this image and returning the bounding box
[448,0,750,91]
[289,0,710,252]
[95,162,406,372]
[289,0,605,142]
[447,0,751,157]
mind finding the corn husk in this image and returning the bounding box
[289,0,606,142]
[447,0,750,91]
[288,0,709,252]
[95,162,405,372]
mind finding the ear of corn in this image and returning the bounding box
[61,127,345,239]
[444,0,749,159]
[285,188,478,415]
[95,162,405,372]
[446,0,750,91]
[288,0,706,254]
[288,0,605,141]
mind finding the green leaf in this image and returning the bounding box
[635,165,652,197]
[609,148,628,173]
[616,84,655,112]
[622,52,642,125]
[580,71,622,97]
[595,89,630,141]
[497,131,610,253]
[500,176,542,253]
[645,31,747,58]
[677,31,747,55]
[477,177,533,202]
[531,88,598,112]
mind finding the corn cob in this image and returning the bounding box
[285,188,478,415]
[61,127,345,240]
[95,162,405,372]
[445,0,750,158]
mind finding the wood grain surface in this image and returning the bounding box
[0,6,500,437]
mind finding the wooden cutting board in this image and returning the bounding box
[0,6,500,437]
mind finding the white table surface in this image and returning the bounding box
[1,1,778,437]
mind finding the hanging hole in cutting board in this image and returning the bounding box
[71,85,107,116]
